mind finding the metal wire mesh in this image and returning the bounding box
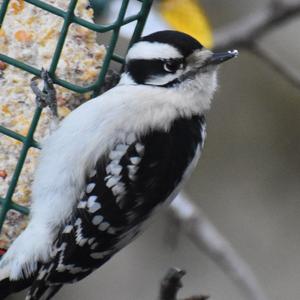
[0,0,153,231]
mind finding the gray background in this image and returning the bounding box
[11,0,300,299]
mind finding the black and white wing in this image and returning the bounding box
[26,115,206,299]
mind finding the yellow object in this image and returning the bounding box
[160,0,213,49]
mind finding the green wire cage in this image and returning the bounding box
[0,0,153,240]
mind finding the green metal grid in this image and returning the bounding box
[0,0,153,232]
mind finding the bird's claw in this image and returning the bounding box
[31,68,58,117]
[163,267,186,287]
[159,268,186,300]
[160,268,210,300]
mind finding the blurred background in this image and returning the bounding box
[11,0,300,299]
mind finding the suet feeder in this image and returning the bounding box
[0,0,153,254]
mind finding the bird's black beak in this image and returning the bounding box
[207,49,239,66]
[177,49,238,83]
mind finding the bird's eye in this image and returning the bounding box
[163,61,183,73]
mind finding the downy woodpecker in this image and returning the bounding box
[0,30,238,299]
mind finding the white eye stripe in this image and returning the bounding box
[126,41,182,61]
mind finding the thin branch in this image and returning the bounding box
[214,0,300,50]
[213,0,300,90]
[159,267,209,300]
[169,193,268,300]
[159,268,186,300]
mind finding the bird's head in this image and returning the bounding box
[120,30,238,100]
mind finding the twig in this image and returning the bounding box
[159,267,209,300]
[159,268,186,300]
[169,193,268,300]
[213,0,300,89]
[214,0,300,50]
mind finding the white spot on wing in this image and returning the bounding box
[105,138,144,207]
[75,218,82,226]
[69,266,87,274]
[87,195,98,208]
[90,251,111,259]
[116,195,123,203]
[90,242,98,250]
[86,183,96,193]
[98,222,110,231]
[127,164,138,181]
[88,202,101,213]
[56,265,66,272]
[37,267,47,280]
[106,162,122,176]
[128,174,135,181]
[87,196,101,213]
[111,183,125,196]
[130,157,141,165]
[92,215,104,225]
[74,218,88,247]
[77,201,87,209]
[78,238,88,247]
[127,165,137,173]
[109,150,124,160]
[135,143,144,155]
[115,144,128,152]
[88,237,96,245]
[63,225,73,234]
[106,175,121,188]
[107,227,117,234]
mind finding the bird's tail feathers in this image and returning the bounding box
[0,276,12,300]
[26,281,62,300]
[0,269,34,300]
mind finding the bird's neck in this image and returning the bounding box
[118,72,217,118]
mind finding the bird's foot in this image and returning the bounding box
[31,68,58,117]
